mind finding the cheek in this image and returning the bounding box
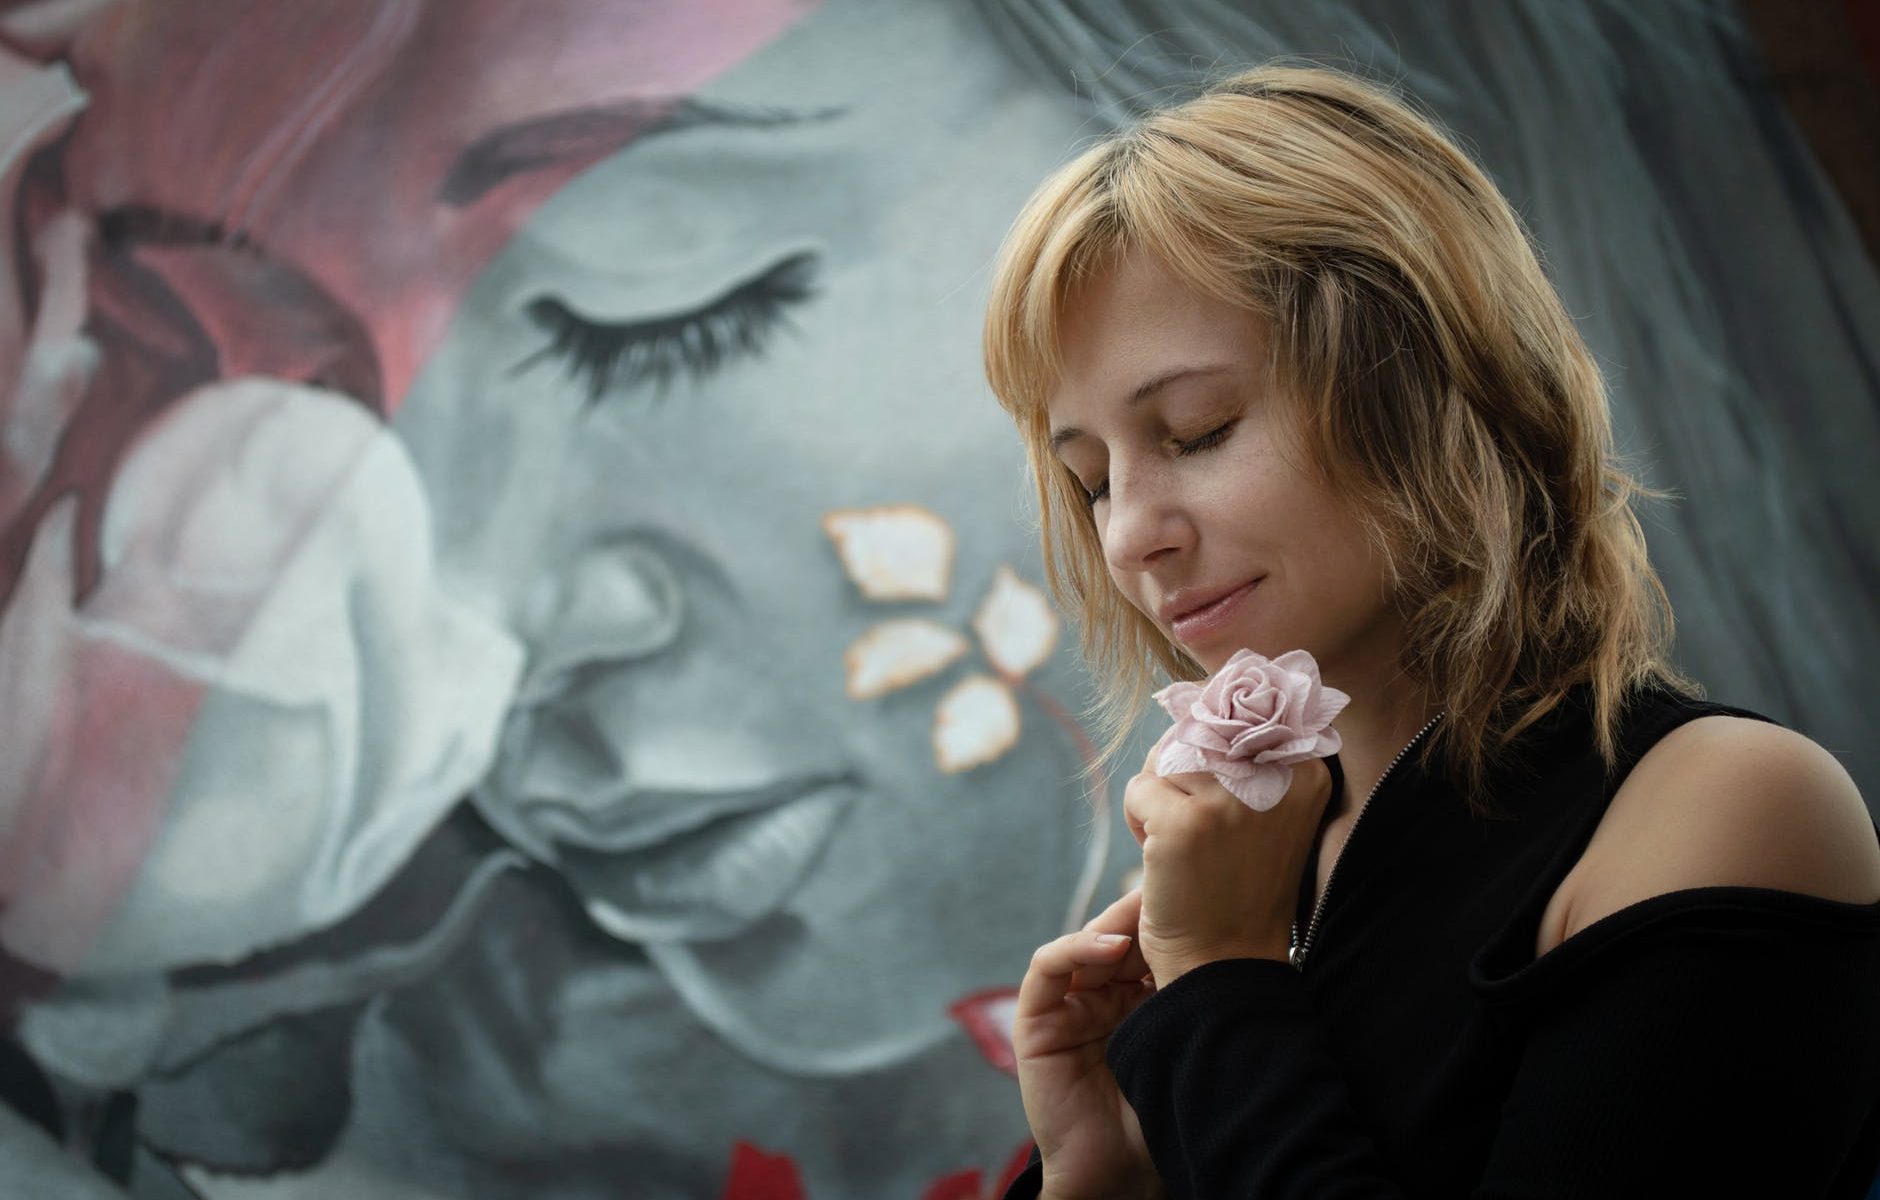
[1199,430,1298,512]
[1320,515,1394,601]
[1101,561,1156,619]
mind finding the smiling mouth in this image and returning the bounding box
[1167,578,1261,642]
[521,772,860,854]
[522,775,864,943]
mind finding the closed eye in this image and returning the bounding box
[511,251,819,406]
[1079,422,1236,508]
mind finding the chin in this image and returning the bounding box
[1194,649,1234,674]
[1187,645,1243,676]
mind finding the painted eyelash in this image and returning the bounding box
[1081,423,1235,508]
[514,251,818,405]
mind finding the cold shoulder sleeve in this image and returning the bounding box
[1002,887,1880,1199]
[1466,886,1880,1197]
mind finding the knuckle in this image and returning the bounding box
[1140,831,1180,863]
[1030,934,1074,968]
[1160,802,1203,836]
[1190,792,1237,827]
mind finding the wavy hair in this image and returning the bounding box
[983,63,1700,817]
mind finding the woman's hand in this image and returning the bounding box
[1013,886,1166,1200]
[1124,745,1335,987]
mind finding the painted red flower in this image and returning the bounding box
[721,1141,807,1200]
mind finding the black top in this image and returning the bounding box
[1002,682,1880,1198]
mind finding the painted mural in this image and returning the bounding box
[2,1,1876,1197]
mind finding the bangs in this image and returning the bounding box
[983,129,1275,438]
[982,140,1127,432]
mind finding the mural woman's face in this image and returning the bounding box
[394,0,1106,1086]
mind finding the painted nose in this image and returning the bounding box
[514,539,683,706]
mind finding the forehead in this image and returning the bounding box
[1047,251,1269,424]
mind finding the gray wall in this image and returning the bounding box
[1,1,1874,1196]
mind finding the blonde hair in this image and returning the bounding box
[983,63,1700,817]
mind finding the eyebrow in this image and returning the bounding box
[1047,365,1235,453]
[438,96,845,207]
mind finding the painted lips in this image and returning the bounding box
[519,774,863,942]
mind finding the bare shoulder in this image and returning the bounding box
[1557,715,1880,944]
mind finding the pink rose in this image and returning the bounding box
[1149,648,1350,811]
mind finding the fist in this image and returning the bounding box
[1123,746,1335,986]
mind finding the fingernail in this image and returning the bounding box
[1095,933,1130,947]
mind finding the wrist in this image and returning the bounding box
[1157,941,1289,986]
[1038,1186,1160,1200]
[1038,1162,1163,1200]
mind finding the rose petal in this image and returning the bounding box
[1155,741,1211,777]
[1219,762,1293,811]
[1270,648,1319,676]
[1210,756,1257,782]
[1174,714,1235,754]
[1221,716,1288,756]
[1276,672,1310,726]
[1237,676,1281,713]
[1150,680,1204,721]
[1308,683,1353,729]
[1249,734,1320,763]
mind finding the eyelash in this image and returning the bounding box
[1080,423,1234,508]
[513,252,819,406]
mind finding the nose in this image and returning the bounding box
[514,538,684,705]
[1099,459,1191,577]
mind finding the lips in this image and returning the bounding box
[1158,577,1262,626]
[517,773,863,942]
[521,773,858,853]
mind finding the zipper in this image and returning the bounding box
[1288,711,1445,971]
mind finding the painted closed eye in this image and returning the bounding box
[1080,422,1236,508]
[512,251,819,406]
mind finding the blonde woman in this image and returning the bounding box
[985,65,1880,1199]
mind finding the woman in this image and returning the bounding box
[983,65,1880,1198]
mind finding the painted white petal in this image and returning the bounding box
[821,504,954,602]
[932,674,1020,774]
[972,564,1059,678]
[6,379,524,976]
[844,618,969,700]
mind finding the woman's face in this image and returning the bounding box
[393,0,1110,1082]
[1047,249,1405,687]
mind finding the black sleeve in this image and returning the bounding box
[1469,904,1880,1197]
[1104,957,1403,1198]
[1008,903,1880,1199]
[1000,1144,1042,1199]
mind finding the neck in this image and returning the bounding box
[1324,668,1443,821]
